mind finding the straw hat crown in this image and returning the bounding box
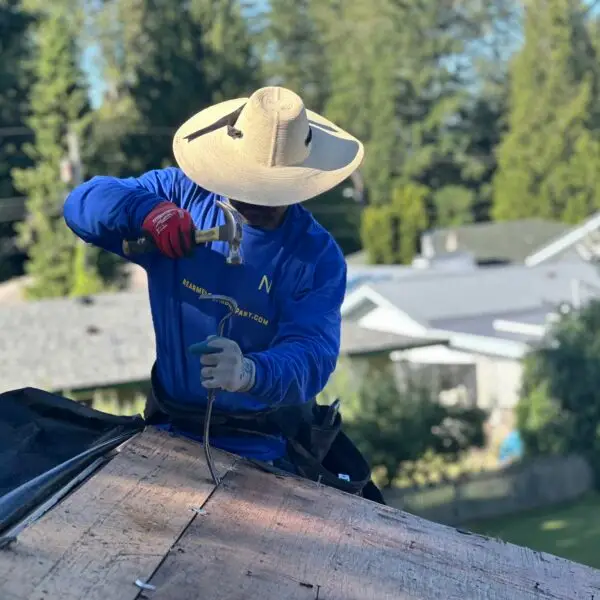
[173,86,364,206]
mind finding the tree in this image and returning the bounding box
[319,0,513,211]
[71,240,106,297]
[432,186,475,228]
[361,182,429,264]
[321,0,405,206]
[517,300,600,485]
[493,0,600,223]
[0,0,34,198]
[12,6,95,298]
[304,184,362,255]
[328,360,485,488]
[89,0,260,177]
[257,0,328,113]
[0,0,35,281]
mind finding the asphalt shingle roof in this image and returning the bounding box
[426,219,570,263]
[366,262,600,325]
[340,322,446,355]
[0,291,155,393]
[431,306,554,343]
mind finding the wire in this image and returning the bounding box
[0,125,176,137]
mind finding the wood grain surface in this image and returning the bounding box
[0,428,235,600]
[147,462,600,600]
[2,428,599,600]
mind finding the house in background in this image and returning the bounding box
[346,218,571,268]
[341,261,600,440]
[0,291,155,414]
[419,218,571,266]
[524,212,600,266]
[341,211,600,441]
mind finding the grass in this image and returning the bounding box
[466,492,600,569]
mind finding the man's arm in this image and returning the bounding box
[63,167,188,261]
[245,241,346,406]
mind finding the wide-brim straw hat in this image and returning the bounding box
[172,86,364,206]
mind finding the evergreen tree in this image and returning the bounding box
[322,0,395,206]
[361,182,429,264]
[260,0,329,112]
[321,0,511,214]
[493,0,600,223]
[89,0,259,177]
[0,0,34,198]
[0,0,35,280]
[12,6,100,298]
[433,186,475,227]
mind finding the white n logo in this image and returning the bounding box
[258,275,272,294]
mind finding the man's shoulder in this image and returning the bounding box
[291,205,345,269]
[298,205,343,251]
[160,166,203,191]
[156,167,218,208]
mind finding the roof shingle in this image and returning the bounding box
[0,291,155,393]
[364,262,600,325]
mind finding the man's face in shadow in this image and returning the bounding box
[229,199,288,230]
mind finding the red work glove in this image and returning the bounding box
[141,202,194,258]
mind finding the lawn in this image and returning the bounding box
[466,492,600,569]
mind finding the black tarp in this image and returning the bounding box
[0,387,144,535]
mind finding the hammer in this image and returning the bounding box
[122,199,244,264]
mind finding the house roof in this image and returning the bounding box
[423,219,570,264]
[346,264,422,293]
[431,306,555,344]
[345,249,368,265]
[525,212,600,266]
[0,291,155,393]
[349,261,600,327]
[0,264,148,304]
[340,322,447,356]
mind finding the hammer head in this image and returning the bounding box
[215,199,244,265]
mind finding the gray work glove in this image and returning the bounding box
[189,335,256,392]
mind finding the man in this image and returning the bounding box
[64,86,378,498]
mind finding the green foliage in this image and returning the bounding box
[258,0,328,113]
[493,0,600,223]
[323,360,486,488]
[0,0,34,198]
[304,184,362,255]
[89,0,260,177]
[70,241,105,297]
[318,0,511,214]
[11,7,92,298]
[0,0,35,281]
[361,182,429,264]
[517,300,600,484]
[433,186,475,228]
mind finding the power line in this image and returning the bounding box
[0,127,33,136]
[0,125,176,137]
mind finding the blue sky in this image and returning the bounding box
[81,46,102,108]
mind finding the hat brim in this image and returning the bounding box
[172,98,364,206]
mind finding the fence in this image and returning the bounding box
[384,454,593,525]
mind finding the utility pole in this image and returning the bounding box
[343,169,367,205]
[60,126,83,190]
[60,126,88,268]
[66,127,83,189]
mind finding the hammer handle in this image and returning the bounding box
[122,225,225,256]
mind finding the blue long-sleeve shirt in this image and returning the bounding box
[63,167,346,460]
